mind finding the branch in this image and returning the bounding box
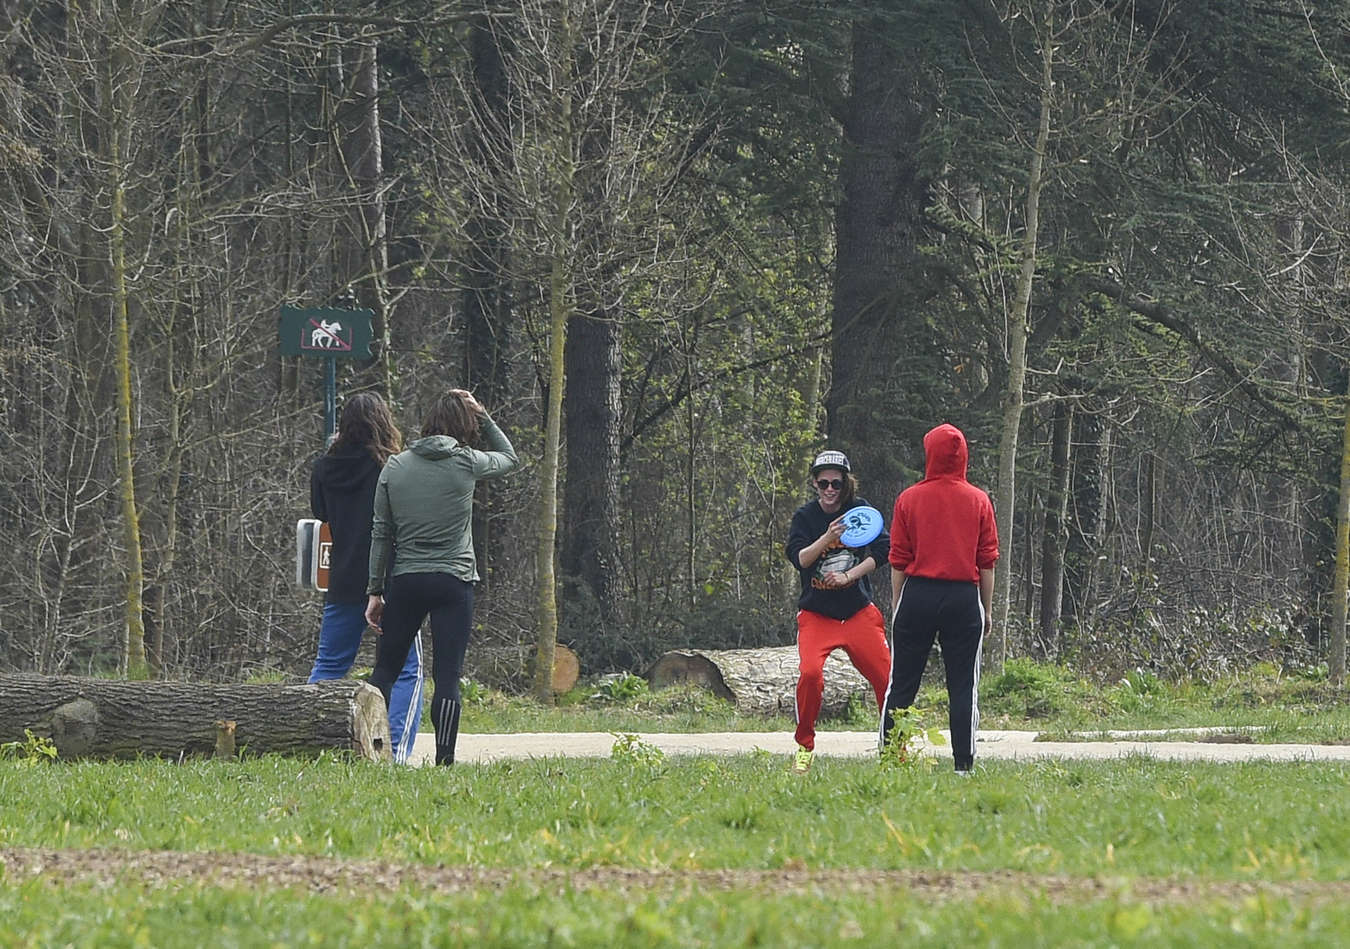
[1080,274,1305,433]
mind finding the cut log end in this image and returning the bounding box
[350,682,393,762]
[644,652,736,703]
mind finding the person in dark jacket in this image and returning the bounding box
[308,392,424,763]
[882,423,999,773]
[784,449,892,774]
[365,388,518,766]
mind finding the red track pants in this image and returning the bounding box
[794,603,891,751]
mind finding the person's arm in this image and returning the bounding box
[472,415,519,478]
[890,568,907,626]
[795,518,845,571]
[309,465,326,521]
[366,469,393,630]
[979,568,994,636]
[845,555,876,584]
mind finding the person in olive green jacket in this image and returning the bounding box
[365,388,518,765]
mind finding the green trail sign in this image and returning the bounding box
[279,305,374,359]
[280,304,377,440]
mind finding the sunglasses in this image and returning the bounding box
[815,478,844,491]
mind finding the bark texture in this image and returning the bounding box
[646,647,871,717]
[0,675,391,761]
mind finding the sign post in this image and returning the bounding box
[282,305,374,590]
[278,305,375,440]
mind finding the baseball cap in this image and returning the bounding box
[810,449,850,475]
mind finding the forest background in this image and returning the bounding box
[2,0,1348,693]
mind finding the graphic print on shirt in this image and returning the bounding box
[812,542,860,590]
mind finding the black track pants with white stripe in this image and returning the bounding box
[371,572,474,765]
[881,576,983,768]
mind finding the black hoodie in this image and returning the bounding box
[310,444,383,603]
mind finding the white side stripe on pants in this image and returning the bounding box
[392,634,425,763]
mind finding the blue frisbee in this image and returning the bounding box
[840,505,884,548]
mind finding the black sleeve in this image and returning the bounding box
[310,464,326,521]
[784,508,814,570]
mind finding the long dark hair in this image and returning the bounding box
[840,472,859,509]
[330,392,402,465]
[421,389,480,444]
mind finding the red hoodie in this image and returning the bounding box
[888,423,999,583]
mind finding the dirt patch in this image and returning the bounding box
[3,847,1347,905]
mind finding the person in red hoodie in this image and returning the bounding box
[882,423,999,773]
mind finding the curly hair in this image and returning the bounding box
[330,392,402,465]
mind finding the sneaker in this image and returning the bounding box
[954,760,974,776]
[791,746,814,774]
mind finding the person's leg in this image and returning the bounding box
[386,631,425,764]
[880,578,938,747]
[426,576,475,765]
[793,610,840,752]
[937,584,985,771]
[307,602,365,682]
[840,603,891,712]
[368,575,429,709]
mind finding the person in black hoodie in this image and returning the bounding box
[784,450,892,774]
[308,392,424,763]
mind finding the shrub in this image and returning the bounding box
[983,658,1078,718]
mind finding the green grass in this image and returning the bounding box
[2,755,1346,879]
[445,661,1350,743]
[457,682,803,734]
[5,661,1349,946]
[2,876,1346,948]
[2,754,1348,946]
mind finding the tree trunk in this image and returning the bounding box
[1330,382,1350,687]
[1063,404,1110,625]
[0,675,391,761]
[462,15,515,591]
[827,14,928,507]
[561,307,623,650]
[1039,401,1072,652]
[531,4,575,704]
[463,14,514,406]
[105,35,148,679]
[992,4,1054,666]
[646,647,871,718]
[341,33,393,395]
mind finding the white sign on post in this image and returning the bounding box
[294,519,330,592]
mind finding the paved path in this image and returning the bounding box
[411,729,1350,766]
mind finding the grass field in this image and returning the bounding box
[461,661,1350,743]
[2,661,1347,947]
[3,751,1349,945]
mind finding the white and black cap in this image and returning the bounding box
[810,449,850,475]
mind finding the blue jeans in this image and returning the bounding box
[309,601,424,763]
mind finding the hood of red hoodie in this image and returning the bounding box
[923,423,969,481]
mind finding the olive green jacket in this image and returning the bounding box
[367,417,518,592]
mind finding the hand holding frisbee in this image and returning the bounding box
[839,505,884,548]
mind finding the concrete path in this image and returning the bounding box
[410,729,1350,766]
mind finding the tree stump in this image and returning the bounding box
[550,644,580,693]
[0,675,391,761]
[468,643,580,693]
[645,646,874,717]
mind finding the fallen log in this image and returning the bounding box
[0,675,391,761]
[644,646,874,717]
